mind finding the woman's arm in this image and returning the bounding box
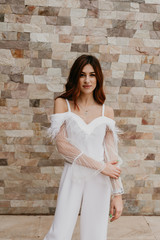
[103,105,124,195]
[56,122,121,178]
[103,105,124,221]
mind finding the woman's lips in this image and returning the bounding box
[83,85,92,88]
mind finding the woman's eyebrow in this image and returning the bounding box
[81,71,95,73]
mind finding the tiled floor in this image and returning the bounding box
[0,215,160,240]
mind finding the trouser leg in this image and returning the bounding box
[44,163,84,240]
[80,175,111,240]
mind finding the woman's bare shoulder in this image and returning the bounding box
[104,104,114,120]
[54,98,68,114]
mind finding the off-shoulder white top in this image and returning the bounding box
[47,99,124,195]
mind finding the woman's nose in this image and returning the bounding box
[84,75,90,83]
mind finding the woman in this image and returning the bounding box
[44,55,124,240]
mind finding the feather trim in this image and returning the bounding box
[47,113,68,140]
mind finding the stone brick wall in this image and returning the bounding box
[0,0,160,215]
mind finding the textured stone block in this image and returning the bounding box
[109,37,129,46]
[1,90,12,99]
[1,32,16,41]
[6,0,24,3]
[25,0,48,6]
[30,58,42,68]
[0,49,15,66]
[52,60,67,69]
[9,74,23,83]
[4,130,34,137]
[145,72,158,80]
[126,20,153,30]
[150,30,160,39]
[47,83,64,92]
[59,34,74,43]
[56,16,71,26]
[107,28,136,38]
[22,23,41,32]
[144,153,155,160]
[0,99,6,106]
[46,187,58,194]
[0,13,4,22]
[130,3,140,12]
[87,8,99,18]
[45,16,57,25]
[0,40,29,50]
[0,159,8,166]
[38,50,52,59]
[29,42,51,51]
[17,32,30,41]
[71,17,85,26]
[133,29,150,38]
[0,201,10,207]
[71,43,88,52]
[38,159,64,167]
[114,2,130,11]
[47,68,61,76]
[21,166,41,173]
[134,71,145,79]
[145,0,160,3]
[42,59,52,68]
[11,49,24,58]
[38,6,59,16]
[153,21,160,31]
[30,33,58,43]
[29,99,40,107]
[71,8,87,18]
[88,44,99,53]
[58,7,71,16]
[33,114,48,123]
[143,95,153,103]
[140,3,157,13]
[73,35,86,44]
[99,10,116,20]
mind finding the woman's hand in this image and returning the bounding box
[101,161,121,178]
[109,195,123,222]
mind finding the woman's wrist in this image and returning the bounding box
[101,162,107,175]
[111,194,122,200]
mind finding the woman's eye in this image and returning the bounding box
[80,73,95,77]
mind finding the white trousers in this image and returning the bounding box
[44,162,111,240]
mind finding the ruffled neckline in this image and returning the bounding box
[50,111,115,126]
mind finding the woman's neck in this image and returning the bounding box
[77,93,95,107]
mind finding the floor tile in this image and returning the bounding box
[145,216,160,240]
[0,215,40,238]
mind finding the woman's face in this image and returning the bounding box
[79,64,97,95]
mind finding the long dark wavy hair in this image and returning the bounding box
[56,54,106,110]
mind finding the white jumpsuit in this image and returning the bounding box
[44,99,124,240]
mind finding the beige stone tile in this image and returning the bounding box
[0,216,40,238]
[72,217,80,240]
[0,49,15,66]
[38,216,53,238]
[107,216,155,240]
[0,239,38,240]
[39,215,80,239]
[0,216,158,240]
[145,216,160,240]
[25,0,48,6]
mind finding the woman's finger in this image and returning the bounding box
[110,210,122,222]
[109,204,114,218]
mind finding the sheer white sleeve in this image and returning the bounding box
[103,122,124,196]
[47,113,106,181]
